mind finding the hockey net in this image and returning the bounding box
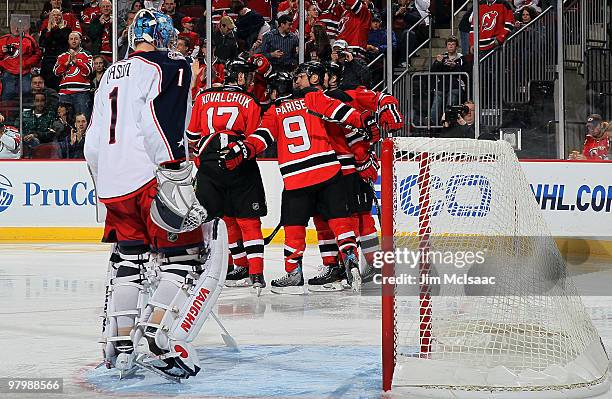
[380,137,609,397]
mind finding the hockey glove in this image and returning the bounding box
[360,111,381,143]
[219,140,253,170]
[355,152,379,183]
[378,104,404,131]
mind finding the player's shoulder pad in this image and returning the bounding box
[324,88,354,102]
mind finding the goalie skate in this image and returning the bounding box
[133,354,182,383]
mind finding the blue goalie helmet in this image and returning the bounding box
[128,9,178,50]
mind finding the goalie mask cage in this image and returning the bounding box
[380,137,610,397]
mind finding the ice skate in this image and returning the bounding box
[115,352,138,379]
[342,248,362,292]
[307,264,346,292]
[225,266,251,287]
[270,267,305,295]
[250,273,266,296]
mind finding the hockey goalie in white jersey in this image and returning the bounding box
[84,9,228,380]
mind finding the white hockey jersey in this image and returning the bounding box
[0,127,21,159]
[84,50,192,202]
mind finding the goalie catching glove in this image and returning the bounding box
[219,140,256,170]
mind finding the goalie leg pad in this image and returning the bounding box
[102,245,149,364]
[135,219,228,377]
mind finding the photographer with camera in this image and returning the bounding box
[440,100,475,138]
[0,24,41,102]
[331,39,371,89]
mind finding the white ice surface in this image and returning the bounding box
[0,244,611,399]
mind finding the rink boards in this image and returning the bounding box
[0,159,611,255]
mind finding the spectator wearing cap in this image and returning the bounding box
[161,0,185,30]
[213,16,240,64]
[0,23,42,101]
[39,9,72,90]
[261,14,298,72]
[53,31,93,118]
[331,39,371,88]
[367,14,397,58]
[232,0,265,50]
[88,0,113,62]
[569,115,610,160]
[179,16,200,52]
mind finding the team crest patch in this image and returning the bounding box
[252,202,260,211]
[168,232,179,242]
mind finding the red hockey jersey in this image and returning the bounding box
[0,34,41,75]
[191,62,225,99]
[40,13,82,34]
[81,3,100,25]
[469,0,515,51]
[53,49,93,94]
[246,89,366,190]
[582,134,610,160]
[317,0,343,39]
[187,85,262,156]
[336,0,371,57]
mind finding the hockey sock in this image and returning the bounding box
[327,217,358,254]
[224,216,249,269]
[358,211,379,265]
[284,225,306,272]
[313,214,339,266]
[236,217,264,274]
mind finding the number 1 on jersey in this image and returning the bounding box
[109,87,118,144]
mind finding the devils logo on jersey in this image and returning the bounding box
[482,11,499,31]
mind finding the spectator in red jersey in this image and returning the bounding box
[304,3,321,37]
[179,17,201,51]
[212,15,240,64]
[569,115,610,160]
[88,0,113,62]
[40,0,73,24]
[232,0,265,50]
[53,32,93,118]
[39,9,72,90]
[40,0,82,35]
[469,0,515,53]
[305,24,332,62]
[336,0,373,59]
[316,0,343,40]
[23,74,59,112]
[277,0,298,19]
[161,0,185,30]
[81,0,100,29]
[0,24,42,101]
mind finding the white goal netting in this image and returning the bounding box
[384,137,609,397]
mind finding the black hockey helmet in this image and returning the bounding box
[224,58,254,86]
[324,61,343,88]
[294,61,327,86]
[269,71,293,97]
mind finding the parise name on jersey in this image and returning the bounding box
[198,91,252,108]
[275,99,306,115]
[105,62,132,83]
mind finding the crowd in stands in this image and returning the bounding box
[0,0,606,160]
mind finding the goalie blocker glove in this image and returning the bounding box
[219,140,255,170]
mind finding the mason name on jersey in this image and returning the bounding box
[105,63,132,83]
[197,91,252,108]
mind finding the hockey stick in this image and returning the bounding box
[210,311,239,351]
[369,180,382,227]
[263,222,283,245]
